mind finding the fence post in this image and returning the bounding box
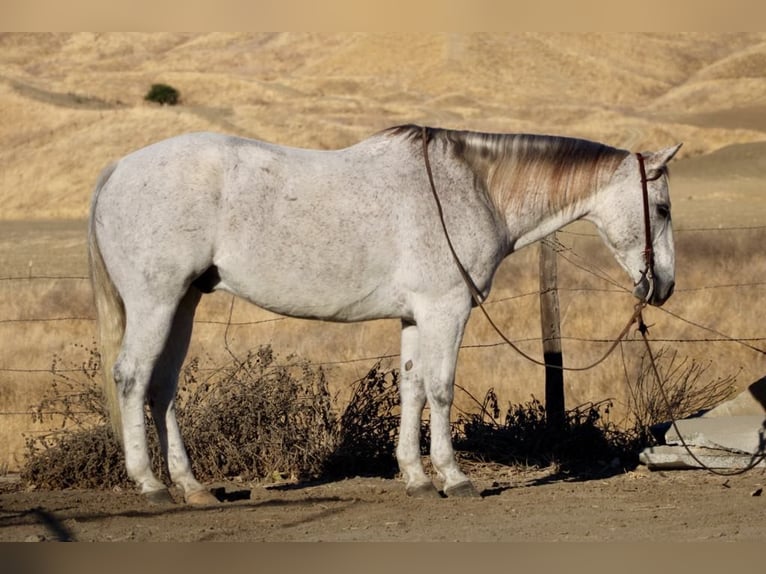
[539,234,565,430]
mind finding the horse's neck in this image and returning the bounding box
[504,194,593,252]
[448,132,620,254]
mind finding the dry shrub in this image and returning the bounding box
[22,426,130,489]
[452,390,641,472]
[452,347,740,472]
[21,345,400,489]
[178,346,337,482]
[22,344,132,488]
[625,346,738,434]
[324,363,401,478]
[23,341,739,489]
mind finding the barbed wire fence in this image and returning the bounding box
[1,225,764,422]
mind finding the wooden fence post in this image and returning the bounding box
[539,234,565,430]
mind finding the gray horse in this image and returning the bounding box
[88,125,681,504]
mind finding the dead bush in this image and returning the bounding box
[22,345,400,488]
[22,344,132,488]
[452,390,643,472]
[625,346,738,435]
[324,363,401,478]
[178,346,338,482]
[25,341,707,489]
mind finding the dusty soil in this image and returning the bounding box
[2,464,765,542]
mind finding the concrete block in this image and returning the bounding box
[639,378,766,471]
[639,444,766,470]
[664,415,765,454]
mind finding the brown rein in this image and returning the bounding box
[636,152,656,303]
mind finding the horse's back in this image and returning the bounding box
[91,131,425,319]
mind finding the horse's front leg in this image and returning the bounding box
[426,379,480,497]
[420,307,480,498]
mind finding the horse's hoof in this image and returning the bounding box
[144,488,175,505]
[406,483,442,499]
[444,481,481,498]
[185,489,219,506]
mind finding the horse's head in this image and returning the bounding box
[588,144,682,307]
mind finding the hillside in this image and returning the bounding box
[1,32,766,220]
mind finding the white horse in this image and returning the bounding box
[88,125,681,504]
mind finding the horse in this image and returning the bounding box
[88,125,681,504]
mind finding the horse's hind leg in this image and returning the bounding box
[114,298,182,503]
[148,287,217,505]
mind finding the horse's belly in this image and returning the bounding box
[216,265,407,323]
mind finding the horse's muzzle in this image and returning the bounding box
[633,276,675,307]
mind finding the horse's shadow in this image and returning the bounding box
[233,449,636,500]
[478,463,629,498]
[210,486,252,502]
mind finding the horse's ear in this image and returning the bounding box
[646,143,683,169]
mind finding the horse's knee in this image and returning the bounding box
[112,361,135,398]
[114,354,157,400]
[114,353,149,391]
[426,381,453,411]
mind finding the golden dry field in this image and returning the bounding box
[1,32,765,474]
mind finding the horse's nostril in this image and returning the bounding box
[653,280,675,306]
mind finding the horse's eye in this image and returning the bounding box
[657,204,671,219]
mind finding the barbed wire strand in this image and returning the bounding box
[1,229,764,375]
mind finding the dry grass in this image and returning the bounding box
[2,33,766,219]
[2,33,766,472]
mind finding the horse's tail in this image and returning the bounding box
[88,162,125,444]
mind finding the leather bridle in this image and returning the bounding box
[636,152,662,305]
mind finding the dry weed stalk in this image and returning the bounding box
[625,346,737,433]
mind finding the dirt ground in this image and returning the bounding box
[2,463,765,542]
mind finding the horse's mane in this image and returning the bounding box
[386,124,629,214]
